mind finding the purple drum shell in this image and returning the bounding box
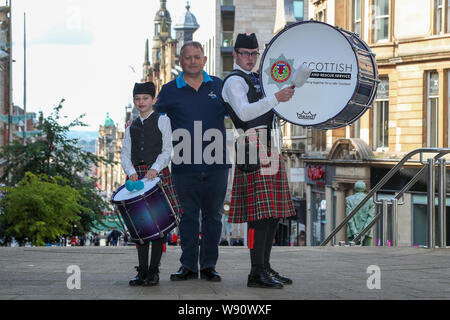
[112,183,176,243]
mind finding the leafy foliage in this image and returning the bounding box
[0,100,115,243]
[0,173,85,246]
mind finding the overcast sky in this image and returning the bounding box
[10,0,204,132]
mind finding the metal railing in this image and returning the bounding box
[321,148,450,248]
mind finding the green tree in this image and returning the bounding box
[0,172,86,246]
[0,99,115,237]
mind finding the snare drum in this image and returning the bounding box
[260,20,379,130]
[111,177,179,244]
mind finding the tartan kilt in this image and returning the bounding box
[133,165,183,216]
[228,130,295,223]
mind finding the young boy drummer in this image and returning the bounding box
[121,82,182,286]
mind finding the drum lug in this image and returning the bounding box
[329,119,348,127]
[352,45,376,57]
[359,74,380,84]
[349,100,371,108]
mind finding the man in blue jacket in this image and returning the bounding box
[155,41,230,282]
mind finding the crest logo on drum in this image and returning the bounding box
[264,54,295,89]
[271,61,291,83]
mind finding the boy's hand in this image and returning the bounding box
[145,169,158,180]
[129,174,139,182]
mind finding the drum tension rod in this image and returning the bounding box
[141,194,165,239]
[121,200,145,245]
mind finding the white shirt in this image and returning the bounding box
[120,111,173,177]
[222,63,279,122]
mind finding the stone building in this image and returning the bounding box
[96,113,124,198]
[0,3,11,148]
[193,0,278,78]
[303,0,450,247]
[149,0,199,94]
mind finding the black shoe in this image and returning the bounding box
[170,266,198,281]
[200,267,221,282]
[266,267,293,285]
[143,267,159,286]
[247,270,283,289]
[129,266,147,286]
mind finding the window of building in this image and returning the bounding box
[373,78,389,149]
[434,0,450,34]
[293,0,304,21]
[352,119,360,138]
[353,0,362,35]
[374,0,389,42]
[427,71,439,147]
[316,9,326,22]
[447,1,450,32]
[436,0,443,34]
[311,128,327,152]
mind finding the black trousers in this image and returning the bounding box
[247,218,279,274]
[137,238,164,272]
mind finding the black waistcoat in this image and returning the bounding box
[130,112,162,166]
[223,69,274,131]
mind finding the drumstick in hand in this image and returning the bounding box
[275,64,311,102]
[290,64,312,89]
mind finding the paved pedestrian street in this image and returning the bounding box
[0,246,449,300]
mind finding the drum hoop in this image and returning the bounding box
[259,20,375,128]
[111,182,160,205]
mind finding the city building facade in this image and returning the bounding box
[0,3,11,150]
[96,113,124,199]
[302,0,450,247]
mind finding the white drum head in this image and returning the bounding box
[112,177,160,202]
[260,21,358,127]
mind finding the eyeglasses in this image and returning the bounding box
[237,51,260,58]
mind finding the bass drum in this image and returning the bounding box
[259,20,379,130]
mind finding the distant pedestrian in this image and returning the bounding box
[110,228,121,246]
[69,237,79,246]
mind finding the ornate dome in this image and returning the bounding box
[175,1,199,30]
[154,0,172,23]
[104,113,115,127]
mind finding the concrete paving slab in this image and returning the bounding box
[0,246,449,300]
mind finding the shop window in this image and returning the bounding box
[413,202,450,247]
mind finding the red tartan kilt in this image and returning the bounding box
[228,141,295,223]
[132,165,183,216]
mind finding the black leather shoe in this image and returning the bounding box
[129,266,147,286]
[247,270,283,289]
[200,267,221,282]
[266,268,293,285]
[170,266,198,281]
[143,267,160,286]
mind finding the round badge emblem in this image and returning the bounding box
[270,61,292,83]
